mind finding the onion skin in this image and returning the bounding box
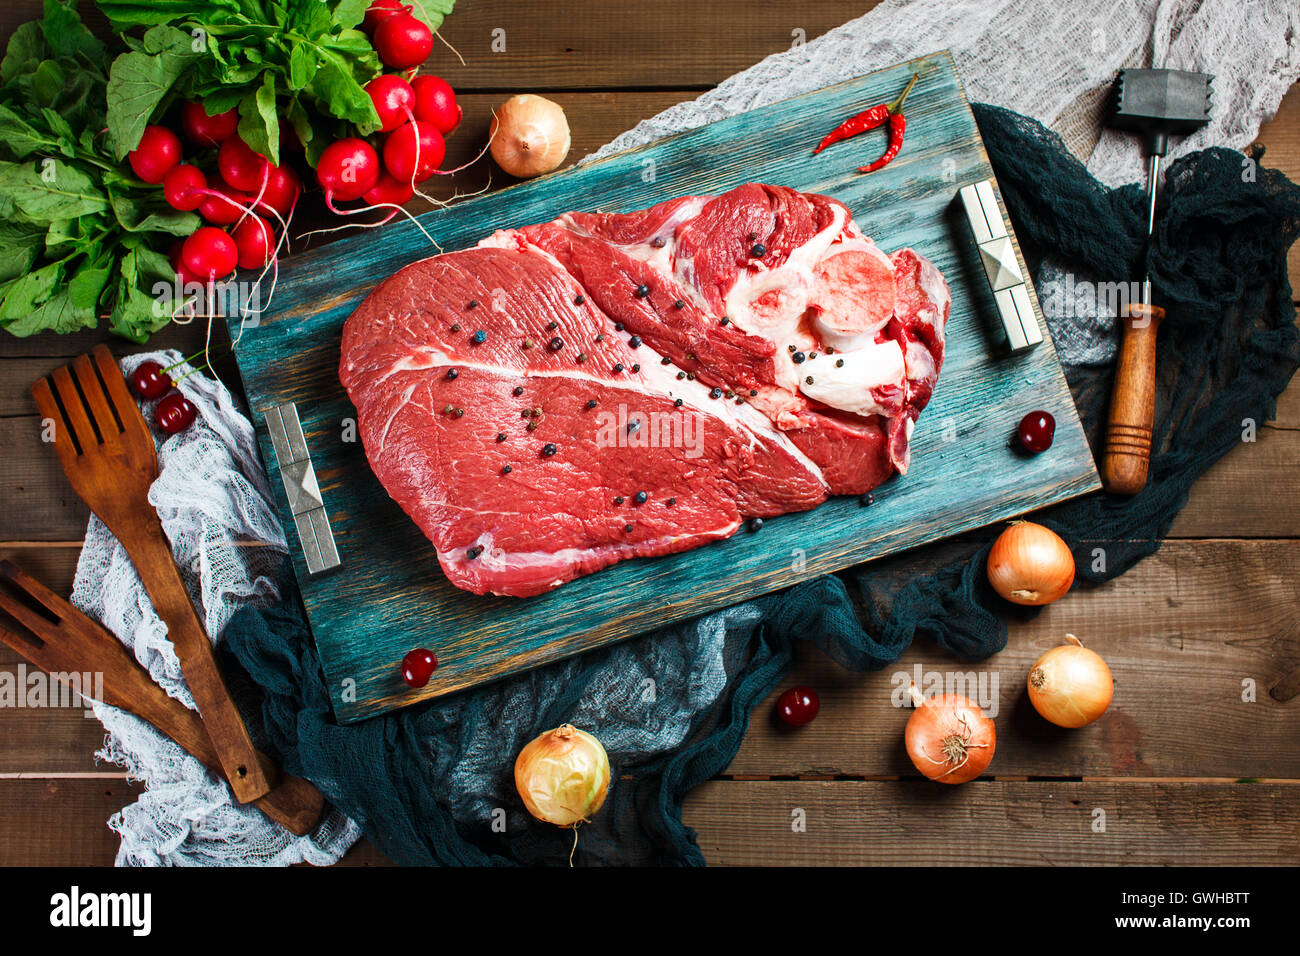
[489,94,571,178]
[986,521,1075,606]
[514,724,610,826]
[904,684,996,785]
[1027,634,1114,728]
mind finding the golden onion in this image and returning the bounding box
[514,724,610,826]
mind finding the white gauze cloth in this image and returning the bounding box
[76,0,1297,864]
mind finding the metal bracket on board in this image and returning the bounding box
[958,179,1043,352]
[265,403,340,574]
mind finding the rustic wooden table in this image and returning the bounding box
[0,2,1296,866]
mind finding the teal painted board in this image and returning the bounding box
[228,52,1100,723]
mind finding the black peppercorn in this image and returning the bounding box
[467,300,478,309]
[709,387,722,399]
[472,329,487,344]
[542,443,558,457]
[634,491,648,504]
[751,243,766,258]
[634,284,649,298]
[513,385,524,396]
[549,337,564,351]
[446,368,459,380]
[586,399,598,409]
[674,300,685,309]
[628,335,641,348]
[791,351,805,364]
[748,517,763,532]
[574,294,585,305]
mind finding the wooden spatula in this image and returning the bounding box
[0,560,324,835]
[30,346,273,804]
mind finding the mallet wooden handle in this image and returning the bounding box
[1101,303,1165,495]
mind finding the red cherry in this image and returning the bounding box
[1017,410,1056,454]
[401,648,438,687]
[155,392,197,433]
[130,361,173,400]
[776,685,820,726]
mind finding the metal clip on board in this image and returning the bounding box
[266,403,341,574]
[958,179,1042,352]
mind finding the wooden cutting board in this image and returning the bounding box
[228,51,1100,723]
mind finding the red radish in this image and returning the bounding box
[128,126,182,184]
[199,183,251,225]
[363,172,416,206]
[232,215,274,270]
[412,75,461,135]
[181,227,238,281]
[252,164,300,218]
[181,101,239,147]
[383,120,445,184]
[366,74,417,133]
[218,136,270,192]
[163,164,207,211]
[374,13,432,69]
[362,0,409,32]
[316,138,382,204]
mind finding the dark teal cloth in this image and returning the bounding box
[224,104,1300,866]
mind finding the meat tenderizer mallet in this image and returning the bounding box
[1100,66,1211,495]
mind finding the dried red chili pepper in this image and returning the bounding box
[812,72,918,155]
[858,111,908,173]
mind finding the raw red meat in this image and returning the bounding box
[340,184,950,597]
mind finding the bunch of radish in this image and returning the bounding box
[315,1,462,217]
[129,102,299,287]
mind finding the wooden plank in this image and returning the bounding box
[2,542,1296,777]
[0,776,393,866]
[0,1,872,94]
[1169,417,1300,537]
[435,2,874,91]
[728,539,1300,778]
[683,779,1300,865]
[229,54,1099,723]
[1254,84,1300,297]
[0,777,138,866]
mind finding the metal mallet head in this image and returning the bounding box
[1112,68,1212,156]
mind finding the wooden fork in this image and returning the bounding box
[31,345,273,804]
[0,560,324,835]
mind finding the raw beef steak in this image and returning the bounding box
[340,183,950,597]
